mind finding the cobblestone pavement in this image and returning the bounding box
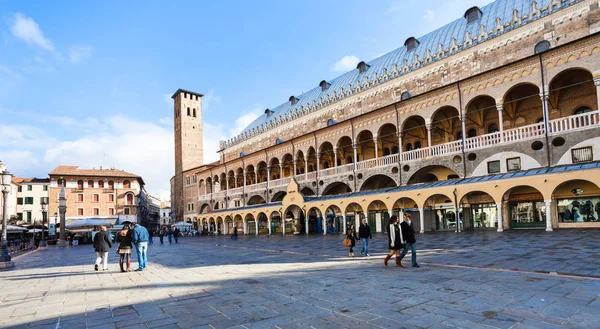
[1,230,600,329]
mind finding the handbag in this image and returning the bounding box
[343,237,352,247]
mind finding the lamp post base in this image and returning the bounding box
[0,261,14,269]
[57,240,67,247]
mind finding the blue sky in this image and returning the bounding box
[0,0,489,199]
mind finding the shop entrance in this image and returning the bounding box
[505,186,546,229]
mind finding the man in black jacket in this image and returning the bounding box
[399,213,420,267]
[358,219,372,257]
[93,226,112,271]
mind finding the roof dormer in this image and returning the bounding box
[464,6,482,24]
[319,80,331,91]
[404,37,420,51]
[265,108,273,117]
[356,61,370,74]
[289,96,299,105]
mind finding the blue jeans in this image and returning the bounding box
[360,238,369,255]
[168,236,172,244]
[400,242,417,265]
[135,241,148,270]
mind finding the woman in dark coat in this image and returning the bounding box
[346,224,358,257]
[116,224,132,272]
[384,215,404,268]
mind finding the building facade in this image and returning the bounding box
[0,162,19,223]
[13,178,50,225]
[173,0,600,235]
[48,166,145,225]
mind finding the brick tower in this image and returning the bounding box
[172,89,204,222]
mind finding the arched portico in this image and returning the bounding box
[283,204,304,235]
[367,200,388,233]
[551,179,600,227]
[345,202,364,232]
[501,185,547,231]
[459,191,497,230]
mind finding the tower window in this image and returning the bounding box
[356,61,370,73]
[404,37,420,51]
[464,7,482,24]
[187,107,191,116]
[534,40,551,54]
[193,108,197,117]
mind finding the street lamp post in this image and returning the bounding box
[1,169,14,268]
[57,182,67,247]
[40,201,47,249]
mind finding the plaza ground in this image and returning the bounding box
[1,230,600,329]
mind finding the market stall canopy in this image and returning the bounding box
[66,219,114,229]
[172,221,193,227]
[0,225,29,232]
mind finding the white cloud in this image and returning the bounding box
[423,10,435,20]
[67,45,93,64]
[228,111,261,137]
[202,89,221,111]
[331,55,360,73]
[9,13,54,51]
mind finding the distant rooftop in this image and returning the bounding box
[49,165,145,185]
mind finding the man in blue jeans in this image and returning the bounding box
[131,222,149,271]
[400,213,420,267]
[358,219,372,256]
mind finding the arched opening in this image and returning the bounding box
[306,147,317,173]
[271,191,286,202]
[459,191,497,230]
[283,205,304,234]
[307,207,323,234]
[257,212,269,234]
[377,124,399,156]
[220,173,227,191]
[247,195,266,206]
[269,211,282,234]
[325,205,343,234]
[407,165,459,185]
[337,136,354,165]
[356,130,375,162]
[392,197,419,217]
[126,193,134,205]
[465,95,497,139]
[236,168,243,187]
[319,142,334,170]
[552,179,600,224]
[256,161,268,183]
[209,218,216,232]
[360,174,397,191]
[123,180,131,188]
[503,185,545,229]
[227,170,235,189]
[281,154,294,177]
[549,68,598,120]
[431,106,461,144]
[199,203,211,214]
[503,83,542,129]
[296,151,306,175]
[245,214,256,235]
[224,215,233,234]
[245,165,256,185]
[234,215,244,234]
[269,158,281,180]
[344,202,364,232]
[212,175,220,193]
[108,180,114,190]
[322,182,352,196]
[205,177,213,194]
[301,187,316,196]
[367,200,388,233]
[424,194,455,232]
[77,180,84,190]
[98,180,104,189]
[401,116,427,152]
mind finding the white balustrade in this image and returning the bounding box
[356,153,400,170]
[246,182,267,192]
[198,194,210,201]
[270,177,291,188]
[501,123,544,143]
[318,167,338,177]
[228,187,243,195]
[213,190,227,199]
[401,147,430,162]
[307,171,317,180]
[549,110,600,134]
[429,140,462,156]
[465,132,502,150]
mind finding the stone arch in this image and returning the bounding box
[336,136,354,165]
[224,215,233,234]
[199,203,211,214]
[424,193,456,231]
[236,168,244,187]
[356,129,375,162]
[431,106,461,144]
[256,161,268,183]
[322,182,352,196]
[205,177,213,193]
[319,141,335,170]
[367,199,390,233]
[401,115,427,151]
[551,179,600,223]
[220,173,227,191]
[345,202,365,231]
[324,204,344,233]
[359,174,397,191]
[281,153,294,177]
[307,206,323,234]
[301,186,316,196]
[377,123,399,156]
[271,191,287,202]
[216,216,223,233]
[269,158,281,180]
[407,165,459,185]
[306,147,317,173]
[283,204,304,234]
[502,185,546,229]
[247,195,266,205]
[465,95,497,137]
[227,170,235,189]
[548,68,597,115]
[459,191,498,229]
[257,212,269,234]
[245,164,256,185]
[295,150,306,174]
[503,83,542,129]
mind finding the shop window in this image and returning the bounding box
[572,146,593,163]
[506,157,521,171]
[487,160,501,174]
[558,197,600,222]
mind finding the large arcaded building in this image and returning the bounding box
[172,0,600,235]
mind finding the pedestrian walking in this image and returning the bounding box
[358,219,372,256]
[173,227,180,243]
[231,226,238,240]
[148,229,154,244]
[383,215,404,268]
[166,227,173,244]
[116,224,132,272]
[345,224,358,257]
[158,227,165,244]
[131,222,149,271]
[93,226,112,271]
[400,213,420,268]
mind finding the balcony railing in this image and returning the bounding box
[501,122,545,144]
[402,148,429,162]
[213,190,226,199]
[246,182,267,192]
[270,177,291,188]
[548,110,600,134]
[357,153,400,170]
[228,187,243,195]
[199,194,210,201]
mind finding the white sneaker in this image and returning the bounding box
[366,254,370,257]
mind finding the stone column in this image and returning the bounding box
[342,214,347,234]
[496,103,504,142]
[595,78,600,112]
[234,174,238,188]
[255,220,259,236]
[322,217,327,235]
[454,205,460,233]
[426,124,432,148]
[461,115,467,144]
[57,184,67,247]
[282,217,286,236]
[293,157,297,176]
[267,166,271,187]
[419,208,425,234]
[496,202,503,232]
[397,132,403,158]
[545,200,553,232]
[268,219,271,235]
[243,170,247,189]
[373,136,379,158]
[305,216,309,235]
[316,151,320,173]
[279,164,283,178]
[333,148,338,167]
[226,174,229,195]
[254,172,258,185]
[353,144,358,171]
[540,91,550,134]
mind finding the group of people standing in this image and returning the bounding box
[345,213,419,268]
[157,226,181,244]
[92,222,150,272]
